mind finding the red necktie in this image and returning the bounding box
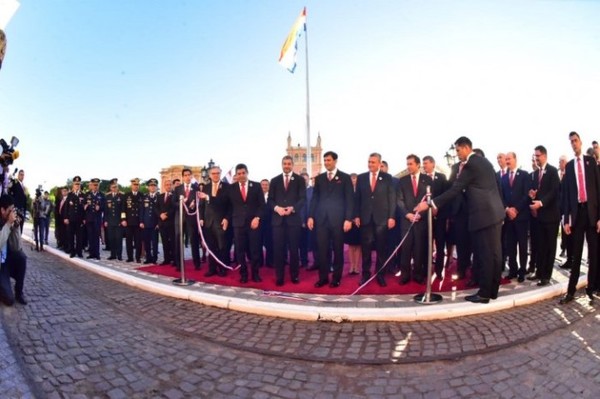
[458,162,465,177]
[284,174,289,191]
[577,158,587,203]
[412,175,417,197]
[509,171,515,187]
[241,183,247,201]
[370,172,376,192]
[185,184,190,199]
[328,172,333,181]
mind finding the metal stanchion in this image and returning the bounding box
[173,195,195,286]
[414,185,443,304]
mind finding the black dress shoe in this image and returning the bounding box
[291,277,299,284]
[143,260,153,265]
[126,259,134,263]
[204,271,217,277]
[559,261,572,269]
[15,295,27,305]
[465,294,490,304]
[217,269,227,277]
[359,276,370,285]
[377,277,387,287]
[252,275,262,283]
[537,280,550,287]
[526,274,539,281]
[275,279,284,286]
[117,257,122,261]
[414,277,426,285]
[517,276,525,283]
[559,294,574,304]
[329,280,340,288]
[399,277,410,285]
[70,253,76,258]
[314,279,328,288]
[107,256,116,260]
[587,291,595,302]
[240,276,248,283]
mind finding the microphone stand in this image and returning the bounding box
[414,185,443,304]
[173,195,195,286]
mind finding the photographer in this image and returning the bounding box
[32,186,50,251]
[0,194,28,306]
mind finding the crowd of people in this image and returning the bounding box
[3,132,599,307]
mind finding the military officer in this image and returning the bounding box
[140,178,160,264]
[124,178,143,263]
[83,178,105,260]
[64,176,85,258]
[104,180,125,260]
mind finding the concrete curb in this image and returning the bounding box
[28,236,586,322]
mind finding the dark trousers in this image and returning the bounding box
[205,222,227,273]
[175,217,200,268]
[107,225,123,259]
[273,222,301,282]
[568,204,598,295]
[143,227,159,262]
[360,221,388,278]
[0,250,27,306]
[56,220,67,250]
[125,225,142,262]
[529,218,539,271]
[535,220,559,281]
[433,216,448,275]
[505,220,529,278]
[234,225,262,278]
[67,220,84,256]
[472,222,503,299]
[86,220,101,258]
[299,226,313,266]
[159,222,175,264]
[315,221,344,283]
[451,215,472,278]
[33,218,47,247]
[399,222,427,281]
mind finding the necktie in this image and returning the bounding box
[370,172,377,192]
[509,171,515,187]
[577,158,587,203]
[458,162,465,177]
[328,172,333,181]
[412,175,418,197]
[164,193,168,203]
[284,174,289,191]
[241,183,247,201]
[538,168,544,187]
[185,184,189,198]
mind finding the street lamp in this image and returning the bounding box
[444,144,457,167]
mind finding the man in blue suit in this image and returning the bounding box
[500,152,531,282]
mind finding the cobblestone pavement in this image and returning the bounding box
[1,247,599,398]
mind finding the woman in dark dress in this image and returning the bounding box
[345,173,361,275]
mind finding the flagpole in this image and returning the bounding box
[304,9,312,178]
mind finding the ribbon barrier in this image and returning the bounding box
[413,186,443,304]
[172,195,196,286]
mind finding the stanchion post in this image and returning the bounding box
[414,185,443,304]
[173,194,195,286]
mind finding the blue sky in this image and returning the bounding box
[1,1,600,193]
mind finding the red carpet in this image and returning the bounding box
[138,251,509,296]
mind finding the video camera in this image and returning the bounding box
[0,136,19,167]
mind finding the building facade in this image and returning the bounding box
[286,132,323,177]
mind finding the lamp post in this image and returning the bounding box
[444,144,457,168]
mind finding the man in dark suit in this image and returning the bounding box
[354,152,396,287]
[55,186,69,251]
[172,168,201,270]
[157,179,175,265]
[104,181,125,261]
[500,152,531,282]
[299,172,314,269]
[527,145,561,287]
[423,155,449,280]
[416,136,505,303]
[84,178,105,260]
[8,169,27,232]
[199,166,230,277]
[397,154,433,285]
[140,178,160,264]
[308,151,354,288]
[267,156,306,286]
[381,160,402,275]
[226,163,264,283]
[259,179,274,268]
[559,132,600,304]
[64,177,85,258]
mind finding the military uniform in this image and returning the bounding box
[84,178,105,260]
[64,176,85,258]
[124,178,143,262]
[104,188,124,260]
[157,185,175,265]
[140,178,160,264]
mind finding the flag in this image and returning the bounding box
[278,7,306,73]
[223,167,234,184]
[0,0,20,30]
